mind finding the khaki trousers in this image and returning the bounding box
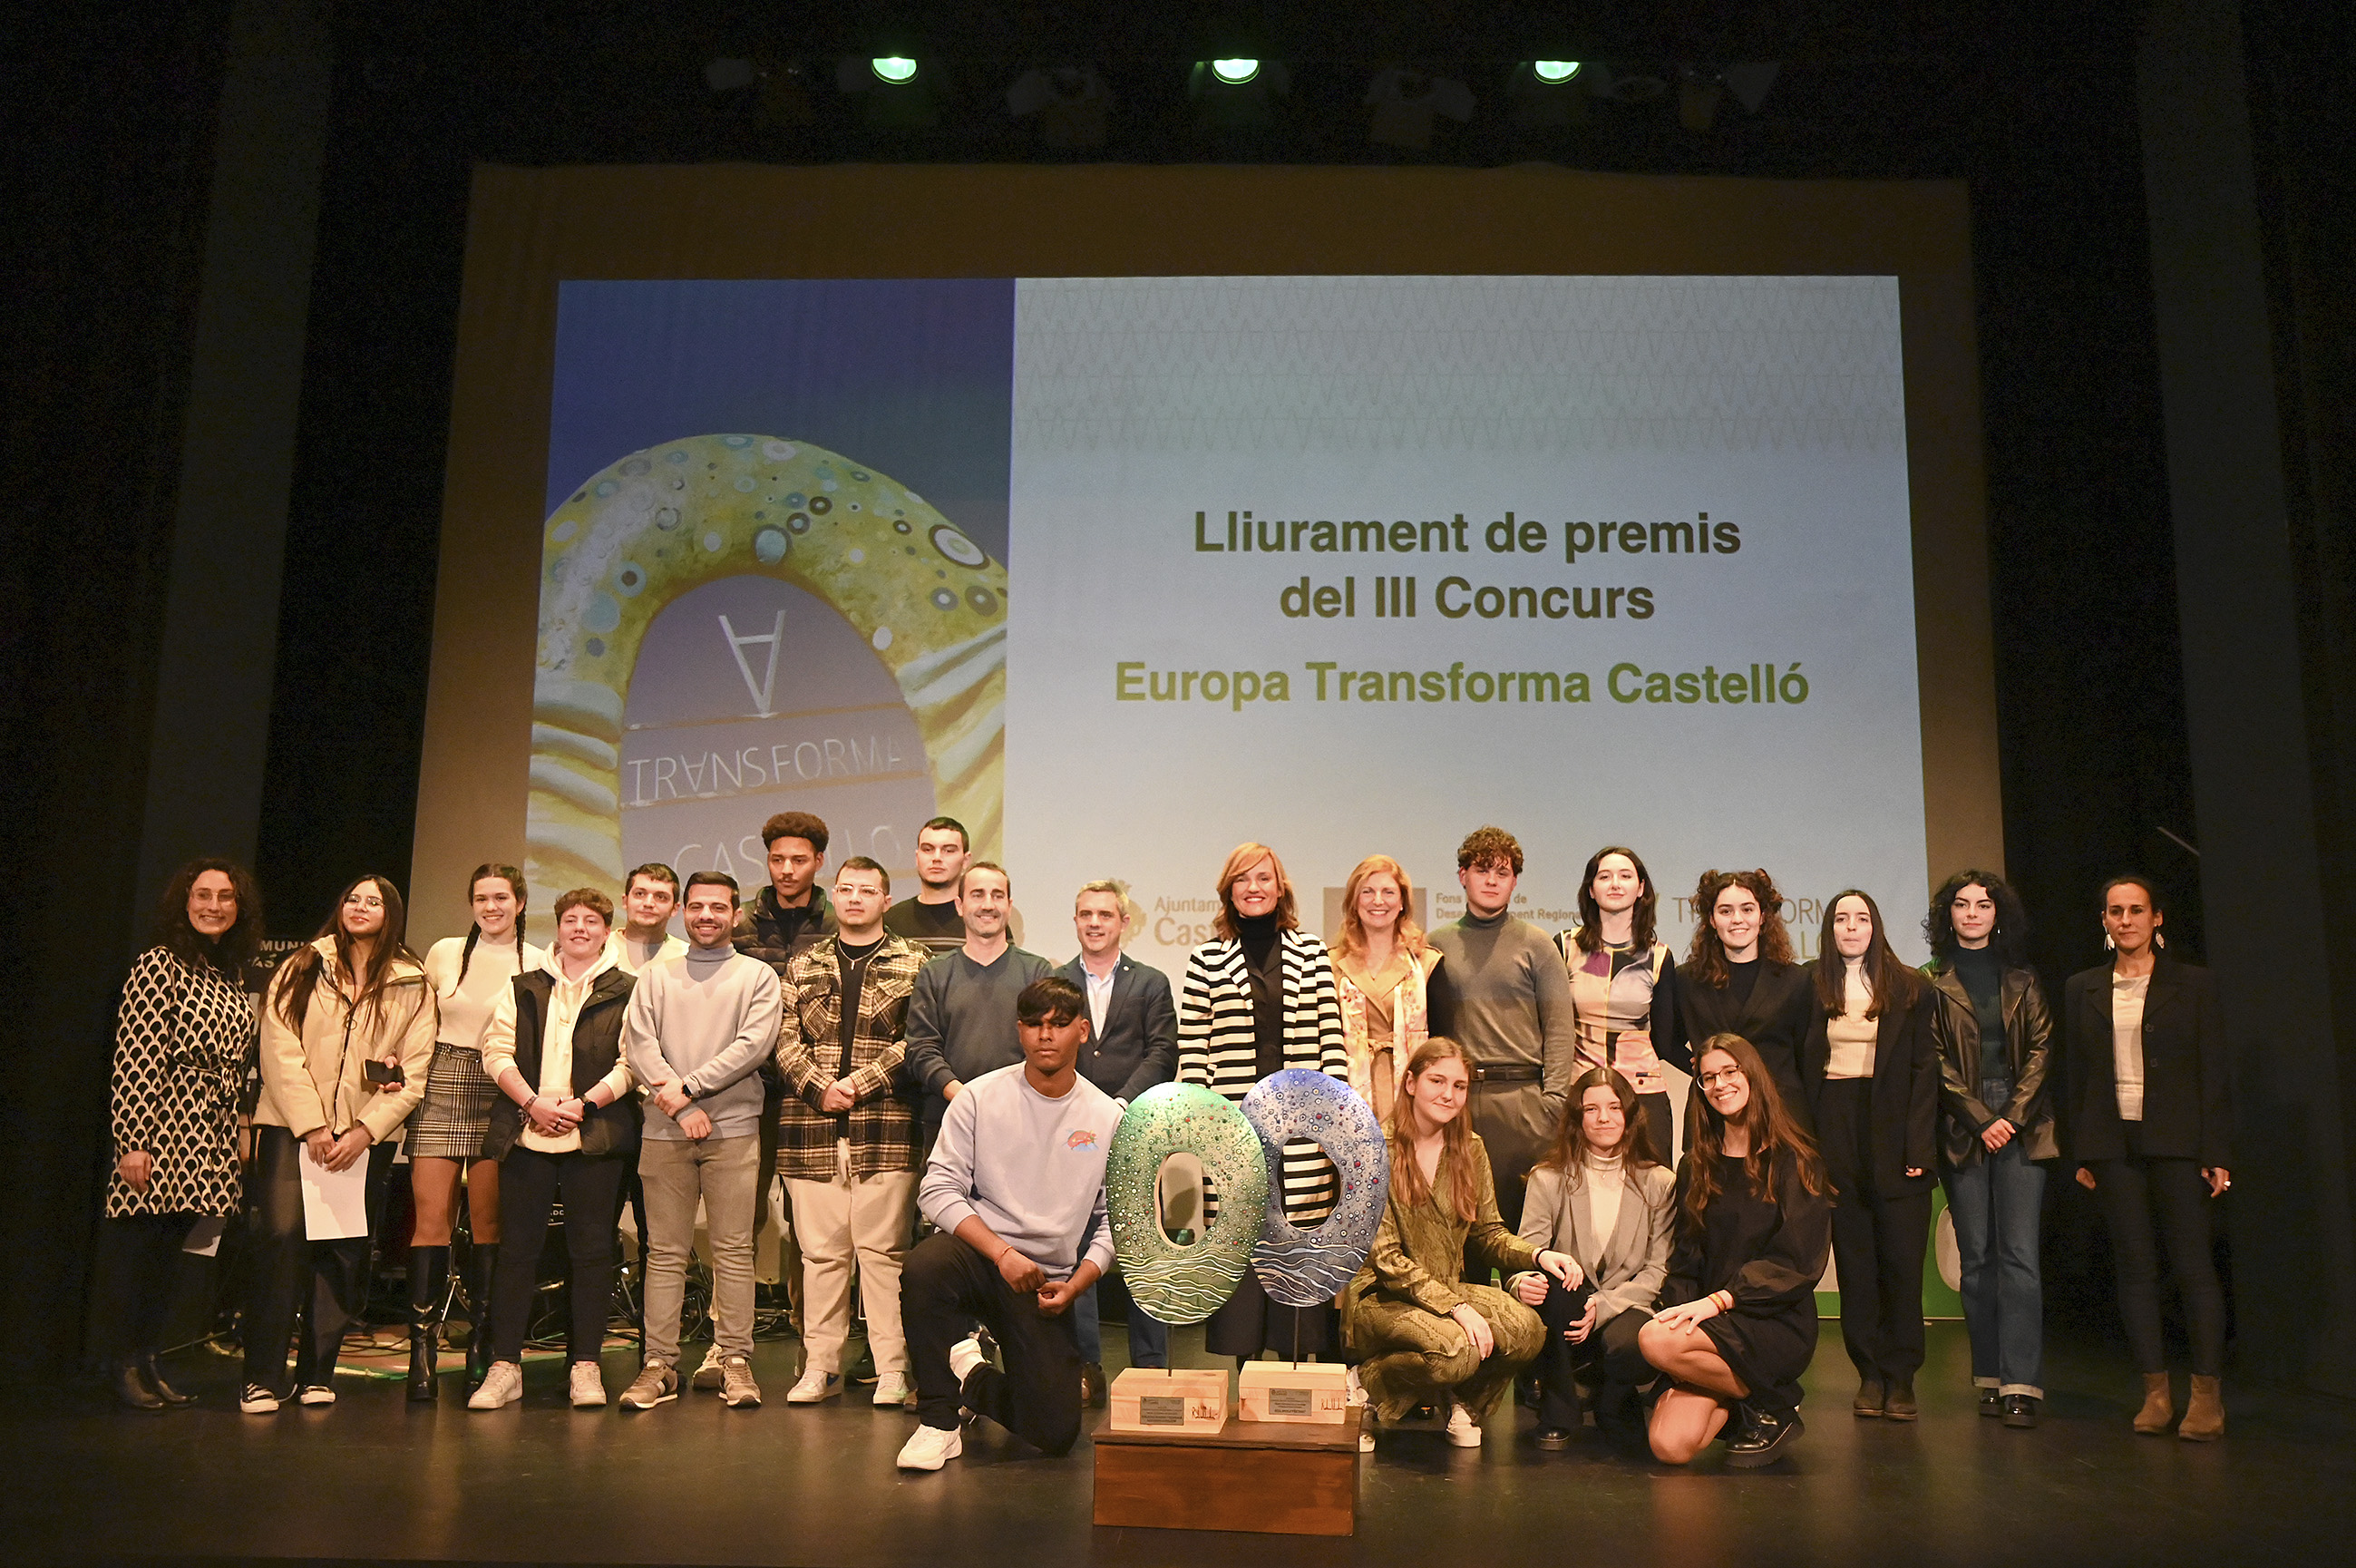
[640,1134,760,1367]
[784,1142,918,1378]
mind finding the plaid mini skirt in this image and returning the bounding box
[405,1042,499,1159]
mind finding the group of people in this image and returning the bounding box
[94,813,2234,1474]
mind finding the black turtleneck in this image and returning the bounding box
[1237,914,1285,1077]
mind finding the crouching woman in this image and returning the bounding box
[1640,1033,1832,1468]
[1342,1037,1579,1450]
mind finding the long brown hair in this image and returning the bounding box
[151,857,264,975]
[1335,853,1425,962]
[1679,1033,1825,1232]
[1572,846,1658,956]
[1813,888,1923,1019]
[1386,1037,1480,1221]
[451,862,528,992]
[1683,867,1795,988]
[1212,842,1299,941]
[271,873,424,1037]
[1535,1066,1665,1183]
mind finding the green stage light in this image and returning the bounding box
[1533,60,1581,83]
[1211,58,1260,85]
[871,57,918,84]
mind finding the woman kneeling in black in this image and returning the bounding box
[1640,1033,1832,1467]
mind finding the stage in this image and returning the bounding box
[8,1324,2351,1567]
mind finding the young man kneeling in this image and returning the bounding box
[897,976,1117,1471]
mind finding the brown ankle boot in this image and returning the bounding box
[2178,1375,2225,1441]
[2132,1372,2174,1435]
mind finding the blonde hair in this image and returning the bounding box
[1336,854,1425,962]
[1212,842,1299,940]
[1386,1037,1479,1221]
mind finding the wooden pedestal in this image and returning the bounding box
[1092,1411,1362,1536]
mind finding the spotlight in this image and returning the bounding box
[1189,58,1289,131]
[1532,60,1581,84]
[1211,58,1259,85]
[835,54,939,130]
[1504,60,1592,129]
[871,56,917,84]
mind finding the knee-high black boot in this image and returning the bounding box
[408,1244,450,1401]
[463,1242,500,1387]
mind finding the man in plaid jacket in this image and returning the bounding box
[775,856,930,1407]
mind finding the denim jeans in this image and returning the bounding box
[1942,1080,2046,1398]
[1073,1274,1170,1368]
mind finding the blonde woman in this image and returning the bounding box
[1331,854,1442,1125]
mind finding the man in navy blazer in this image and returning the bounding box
[1056,881,1178,1396]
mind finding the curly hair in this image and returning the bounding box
[152,857,263,975]
[1455,825,1524,874]
[1683,868,1794,988]
[1923,869,2030,969]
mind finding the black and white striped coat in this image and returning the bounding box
[1176,930,1349,1222]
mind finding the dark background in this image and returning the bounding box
[5,0,2349,1390]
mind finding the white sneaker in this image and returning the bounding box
[1444,1398,1483,1447]
[1344,1366,1368,1407]
[787,1368,842,1404]
[297,1384,336,1407]
[569,1362,607,1407]
[873,1372,915,1407]
[239,1383,280,1414]
[948,1336,988,1385]
[468,1361,523,1409]
[1358,1409,1378,1453]
[897,1423,964,1471]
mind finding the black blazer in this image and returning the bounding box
[1800,968,1942,1193]
[2063,957,2231,1167]
[1680,959,1816,1131]
[1056,953,1178,1103]
[483,968,642,1160]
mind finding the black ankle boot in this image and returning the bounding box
[409,1244,450,1402]
[463,1242,500,1387]
[110,1359,166,1411]
[137,1354,195,1406]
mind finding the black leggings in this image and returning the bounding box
[2091,1131,2226,1377]
[241,1126,372,1395]
[90,1213,198,1362]
[488,1146,626,1366]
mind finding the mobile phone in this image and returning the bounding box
[365,1061,404,1087]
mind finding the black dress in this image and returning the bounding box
[1664,1147,1833,1416]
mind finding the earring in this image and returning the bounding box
[2154,932,2166,950]
[2103,933,2115,951]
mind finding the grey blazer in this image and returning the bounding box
[1517,1159,1677,1323]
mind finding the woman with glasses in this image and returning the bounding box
[95,859,262,1409]
[1640,1034,1831,1467]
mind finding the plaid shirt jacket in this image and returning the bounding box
[776,932,928,1180]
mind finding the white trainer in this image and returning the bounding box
[948,1336,988,1386]
[569,1362,607,1407]
[1344,1366,1368,1407]
[897,1422,964,1471]
[297,1384,336,1407]
[787,1368,842,1404]
[1359,1411,1378,1453]
[872,1373,915,1407]
[1444,1398,1483,1447]
[468,1361,523,1409]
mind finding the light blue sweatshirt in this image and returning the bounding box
[920,1063,1121,1281]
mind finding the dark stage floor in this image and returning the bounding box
[9,1323,2352,1567]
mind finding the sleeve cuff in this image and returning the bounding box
[928,1197,980,1236]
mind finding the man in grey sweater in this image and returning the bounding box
[901,862,1054,1140]
[1426,825,1578,1231]
[618,871,784,1410]
[897,975,1119,1472]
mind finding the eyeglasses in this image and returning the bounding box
[1697,1069,1747,1089]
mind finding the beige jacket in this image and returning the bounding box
[255,938,438,1142]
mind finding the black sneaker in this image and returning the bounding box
[1978,1387,2003,1417]
[1725,1406,1803,1467]
[2001,1395,2039,1429]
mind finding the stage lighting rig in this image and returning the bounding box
[835,53,939,130]
[1008,64,1113,149]
[1505,58,1592,129]
[1189,56,1290,131]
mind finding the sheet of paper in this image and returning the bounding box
[299,1141,370,1240]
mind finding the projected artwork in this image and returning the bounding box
[526,433,1006,912]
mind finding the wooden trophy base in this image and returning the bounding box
[1092,1410,1362,1536]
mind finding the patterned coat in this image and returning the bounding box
[1176,930,1349,1222]
[776,933,929,1180]
[107,946,256,1219]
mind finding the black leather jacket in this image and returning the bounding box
[1924,959,2057,1166]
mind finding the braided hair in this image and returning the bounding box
[451,863,528,993]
